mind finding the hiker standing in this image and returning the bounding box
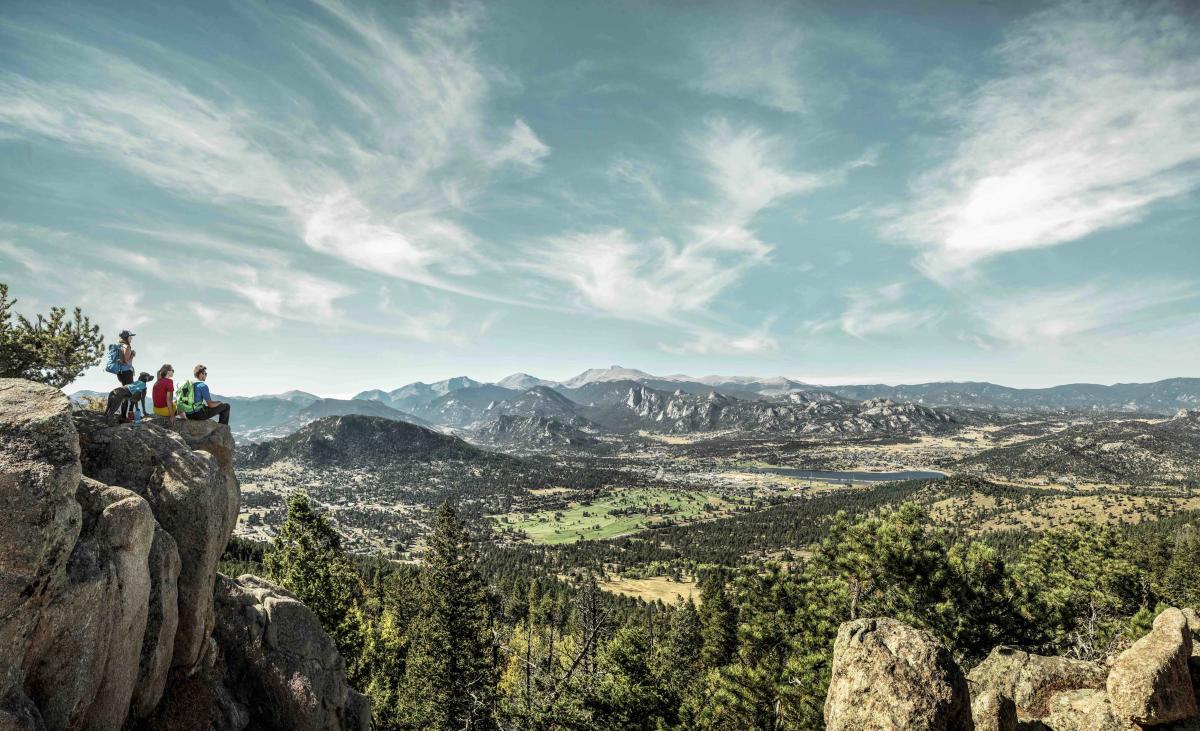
[180,364,231,425]
[104,329,137,420]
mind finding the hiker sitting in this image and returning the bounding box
[178,364,231,425]
[152,363,183,425]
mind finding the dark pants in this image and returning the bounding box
[116,369,134,417]
[187,402,231,425]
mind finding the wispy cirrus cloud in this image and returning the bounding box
[694,117,832,224]
[530,229,740,324]
[973,280,1199,347]
[0,1,548,304]
[531,118,851,332]
[607,156,666,207]
[660,323,779,356]
[817,282,939,339]
[891,0,1200,279]
[685,7,888,114]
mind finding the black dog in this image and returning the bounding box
[105,372,154,424]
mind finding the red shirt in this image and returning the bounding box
[153,377,174,409]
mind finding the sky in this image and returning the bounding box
[1,0,1199,396]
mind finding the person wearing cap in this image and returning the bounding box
[116,329,137,420]
[186,364,231,425]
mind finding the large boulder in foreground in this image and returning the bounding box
[130,524,181,719]
[824,617,974,731]
[145,574,372,731]
[0,380,81,715]
[75,411,239,672]
[966,646,1106,720]
[212,574,370,731]
[1107,607,1198,725]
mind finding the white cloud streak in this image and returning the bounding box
[0,1,549,303]
[892,0,1200,278]
[973,280,1198,347]
[661,324,779,356]
[836,283,939,339]
[532,118,844,327]
[686,8,887,114]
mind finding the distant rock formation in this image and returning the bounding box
[0,378,367,730]
[472,414,600,449]
[825,608,1200,731]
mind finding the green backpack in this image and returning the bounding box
[176,380,198,414]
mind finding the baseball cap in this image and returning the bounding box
[119,329,136,338]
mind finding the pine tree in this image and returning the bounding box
[0,282,104,387]
[653,598,703,729]
[1013,522,1142,658]
[699,577,737,670]
[401,501,497,730]
[1160,526,1200,608]
[586,623,668,730]
[263,493,364,667]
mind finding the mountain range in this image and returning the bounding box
[70,366,1200,443]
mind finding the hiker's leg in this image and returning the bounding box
[215,402,231,425]
[187,405,213,421]
[117,371,134,417]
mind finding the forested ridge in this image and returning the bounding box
[228,492,1200,731]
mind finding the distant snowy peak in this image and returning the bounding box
[429,376,481,396]
[495,372,555,390]
[560,365,660,389]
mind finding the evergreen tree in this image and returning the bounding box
[699,577,737,670]
[585,623,668,730]
[1013,522,1143,658]
[654,597,703,717]
[360,610,411,731]
[263,493,364,666]
[401,501,497,730]
[0,282,104,387]
[1159,526,1200,608]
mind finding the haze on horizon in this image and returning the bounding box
[1,0,1198,397]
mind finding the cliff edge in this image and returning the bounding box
[0,378,368,731]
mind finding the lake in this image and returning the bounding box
[747,467,947,483]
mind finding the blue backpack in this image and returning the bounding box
[104,343,131,374]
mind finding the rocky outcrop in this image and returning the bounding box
[827,609,1200,731]
[213,575,369,731]
[967,646,1106,719]
[824,617,974,731]
[1107,607,1197,725]
[0,378,367,730]
[149,575,370,731]
[74,410,238,672]
[22,477,155,731]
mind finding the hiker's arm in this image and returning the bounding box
[121,345,133,364]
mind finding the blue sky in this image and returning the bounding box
[1,0,1198,396]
